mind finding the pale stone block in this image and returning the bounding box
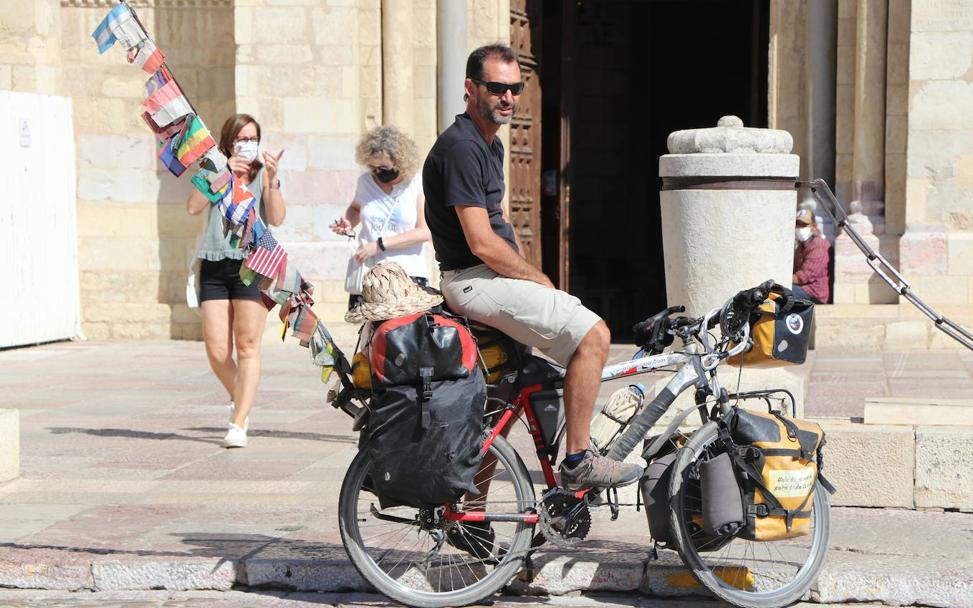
[283,97,356,135]
[77,169,159,204]
[78,237,162,271]
[910,81,973,130]
[953,154,973,189]
[258,65,342,97]
[253,44,313,65]
[252,7,309,44]
[78,202,156,239]
[817,423,915,508]
[900,226,947,274]
[316,45,355,66]
[308,135,359,171]
[865,398,973,426]
[947,232,973,276]
[312,6,356,46]
[82,322,110,340]
[234,64,258,97]
[912,275,970,305]
[358,9,381,46]
[0,65,11,90]
[85,303,173,324]
[0,409,19,482]
[312,204,355,242]
[915,427,973,509]
[885,321,930,350]
[912,1,973,33]
[814,322,885,350]
[283,241,349,281]
[910,32,973,80]
[258,133,308,172]
[273,204,313,242]
[110,322,173,340]
[234,6,254,44]
[77,135,156,171]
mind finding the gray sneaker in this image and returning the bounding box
[559,450,643,491]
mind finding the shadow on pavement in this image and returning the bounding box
[46,427,222,445]
[185,427,358,444]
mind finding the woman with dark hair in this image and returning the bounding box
[186,113,286,448]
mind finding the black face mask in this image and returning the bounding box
[375,168,399,183]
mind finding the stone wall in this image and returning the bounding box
[899,0,973,307]
[0,0,511,342]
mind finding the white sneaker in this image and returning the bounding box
[223,422,248,448]
[226,403,249,430]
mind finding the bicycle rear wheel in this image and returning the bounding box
[338,434,536,608]
[669,422,831,608]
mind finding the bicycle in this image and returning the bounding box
[329,280,832,608]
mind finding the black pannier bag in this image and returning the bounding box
[362,310,487,508]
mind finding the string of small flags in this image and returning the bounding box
[91,0,343,380]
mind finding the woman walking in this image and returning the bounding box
[186,113,286,448]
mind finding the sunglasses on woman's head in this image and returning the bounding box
[471,79,525,96]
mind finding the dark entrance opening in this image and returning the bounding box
[565,0,769,338]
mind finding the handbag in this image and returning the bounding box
[343,192,403,295]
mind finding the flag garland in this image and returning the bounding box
[90,0,343,381]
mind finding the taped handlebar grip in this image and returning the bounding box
[607,388,677,462]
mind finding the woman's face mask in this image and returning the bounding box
[796,226,812,242]
[234,140,260,163]
[374,167,399,184]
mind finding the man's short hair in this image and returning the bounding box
[465,43,519,81]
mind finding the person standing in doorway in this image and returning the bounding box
[423,44,642,491]
[185,113,286,448]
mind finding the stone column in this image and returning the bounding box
[802,0,838,239]
[832,0,896,304]
[382,0,415,135]
[659,116,808,415]
[437,0,467,133]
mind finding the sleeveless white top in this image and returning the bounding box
[354,172,427,278]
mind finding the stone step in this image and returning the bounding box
[811,418,973,510]
[813,303,973,350]
[0,409,18,483]
[864,397,973,426]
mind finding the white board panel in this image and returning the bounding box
[0,91,81,348]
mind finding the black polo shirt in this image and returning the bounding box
[423,113,518,271]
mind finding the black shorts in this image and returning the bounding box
[199,258,263,302]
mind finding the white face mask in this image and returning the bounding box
[234,140,259,162]
[796,226,812,242]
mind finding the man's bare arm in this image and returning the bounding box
[455,205,553,288]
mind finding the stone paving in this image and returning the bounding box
[0,340,970,607]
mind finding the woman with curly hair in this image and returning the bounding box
[331,125,431,309]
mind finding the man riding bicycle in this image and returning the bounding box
[423,44,642,492]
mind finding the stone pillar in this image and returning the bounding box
[438,0,467,133]
[382,0,415,136]
[659,116,807,415]
[660,116,799,315]
[802,0,838,239]
[832,0,897,304]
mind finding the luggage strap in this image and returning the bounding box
[418,367,434,430]
[719,424,817,532]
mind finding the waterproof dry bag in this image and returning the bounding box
[728,284,814,368]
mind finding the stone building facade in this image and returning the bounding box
[1,0,970,350]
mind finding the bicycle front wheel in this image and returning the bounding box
[338,434,536,608]
[669,422,831,608]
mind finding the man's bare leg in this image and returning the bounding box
[563,320,611,454]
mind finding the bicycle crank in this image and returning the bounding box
[537,488,591,547]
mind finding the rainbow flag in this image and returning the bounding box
[176,115,215,166]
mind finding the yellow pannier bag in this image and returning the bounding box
[728,285,814,369]
[722,407,825,541]
[351,351,372,390]
[469,324,523,384]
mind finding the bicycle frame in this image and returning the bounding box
[441,306,751,525]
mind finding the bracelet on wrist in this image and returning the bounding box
[377,237,386,251]
[269,178,280,190]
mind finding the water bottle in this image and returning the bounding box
[590,383,646,451]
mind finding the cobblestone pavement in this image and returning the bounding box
[0,589,889,607]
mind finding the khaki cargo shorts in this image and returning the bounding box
[440,264,602,366]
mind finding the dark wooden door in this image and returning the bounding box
[509,0,542,268]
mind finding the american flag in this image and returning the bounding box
[245,230,287,279]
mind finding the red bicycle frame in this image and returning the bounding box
[442,383,586,525]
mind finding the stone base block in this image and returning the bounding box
[815,421,914,508]
[915,426,973,509]
[0,409,19,483]
[864,397,973,426]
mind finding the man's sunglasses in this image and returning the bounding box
[471,79,525,96]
